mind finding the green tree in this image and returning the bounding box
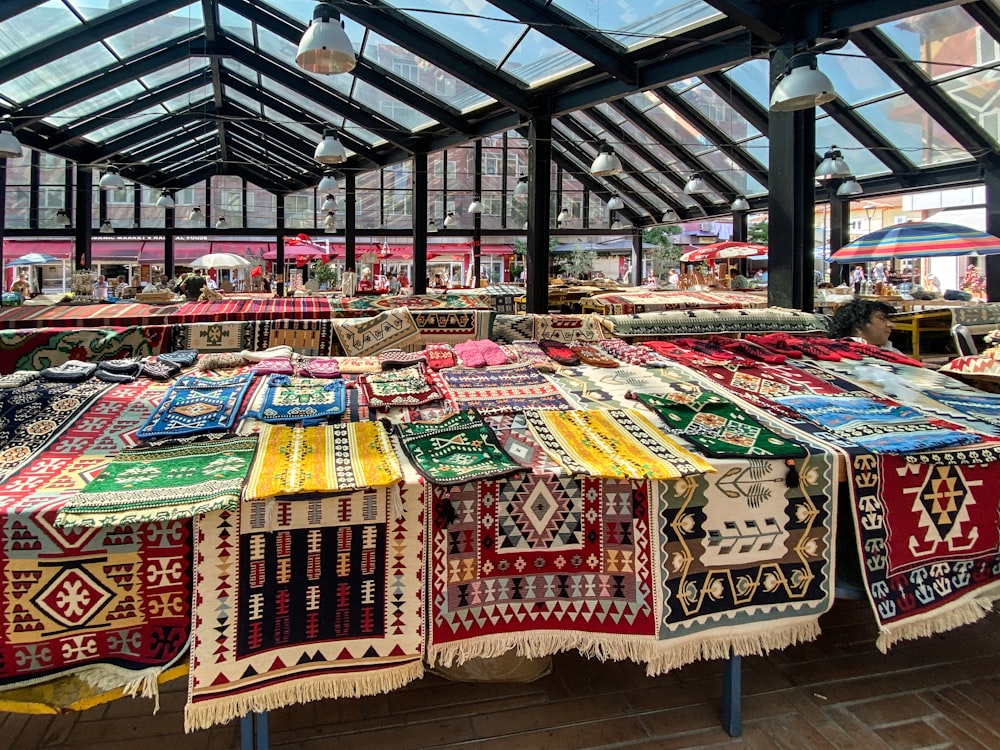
[747,220,768,245]
[643,225,682,279]
[561,244,597,279]
[310,261,339,289]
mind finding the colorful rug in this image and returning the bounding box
[333,308,423,357]
[250,375,346,424]
[532,313,607,343]
[773,394,986,455]
[0,378,191,696]
[136,373,255,440]
[522,409,716,479]
[604,308,829,340]
[250,319,336,357]
[841,447,1000,651]
[584,290,766,315]
[437,363,575,415]
[243,422,401,500]
[0,325,172,375]
[411,309,495,345]
[395,410,523,486]
[55,436,259,527]
[357,365,444,409]
[171,321,252,353]
[186,484,424,730]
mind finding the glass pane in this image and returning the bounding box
[104,4,203,58]
[84,105,165,142]
[937,69,1000,146]
[678,84,761,140]
[739,137,769,190]
[4,43,115,102]
[379,0,525,68]
[551,0,723,51]
[141,57,209,88]
[65,0,148,21]
[722,58,770,105]
[228,88,263,116]
[697,149,766,196]
[625,92,703,149]
[817,43,899,105]
[853,94,972,167]
[352,79,432,130]
[501,28,589,86]
[42,81,146,127]
[163,85,213,112]
[0,1,78,58]
[813,117,892,177]
[878,7,981,79]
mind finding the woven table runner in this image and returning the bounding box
[523,408,716,479]
[243,422,401,500]
[438,362,574,414]
[186,483,424,731]
[356,364,444,409]
[56,435,259,527]
[250,374,346,423]
[136,372,255,440]
[395,410,523,485]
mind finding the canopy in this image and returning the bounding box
[831,222,1000,263]
[189,253,252,270]
[680,241,768,263]
[5,252,63,267]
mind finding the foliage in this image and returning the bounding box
[311,261,340,288]
[560,244,597,279]
[748,220,768,245]
[643,225,682,278]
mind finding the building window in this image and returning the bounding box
[392,58,420,85]
[483,152,503,176]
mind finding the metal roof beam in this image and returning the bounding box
[0,2,47,24]
[819,99,913,176]
[701,1,786,44]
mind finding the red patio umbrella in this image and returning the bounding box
[680,241,768,263]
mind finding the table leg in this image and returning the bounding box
[722,652,742,737]
[240,710,270,750]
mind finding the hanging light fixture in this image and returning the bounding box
[155,190,175,208]
[443,211,457,227]
[590,142,623,177]
[318,170,338,192]
[55,209,72,227]
[661,208,679,223]
[611,219,624,231]
[607,194,625,211]
[321,193,337,212]
[0,121,22,159]
[683,174,708,194]
[99,166,126,191]
[468,197,484,214]
[836,177,863,197]
[556,207,571,224]
[513,174,528,197]
[215,216,229,230]
[522,220,528,231]
[296,2,356,74]
[730,195,750,212]
[314,128,347,164]
[99,220,115,234]
[323,211,337,230]
[188,206,203,221]
[428,219,438,233]
[815,146,852,182]
[769,52,836,112]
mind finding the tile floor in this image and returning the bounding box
[2,598,998,750]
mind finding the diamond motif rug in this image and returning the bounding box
[250,375,346,424]
[522,409,716,479]
[437,362,574,415]
[186,484,424,731]
[395,410,523,486]
[136,373,256,440]
[243,422,401,500]
[55,435,259,527]
[356,365,444,409]
[842,447,1000,651]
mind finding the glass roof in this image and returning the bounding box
[0,0,992,225]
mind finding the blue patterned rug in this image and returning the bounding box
[136,372,255,439]
[250,374,346,424]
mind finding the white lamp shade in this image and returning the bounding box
[836,178,863,197]
[99,166,125,191]
[0,122,22,159]
[590,142,623,177]
[730,196,750,212]
[188,206,203,221]
[661,209,679,223]
[99,221,115,234]
[611,220,623,230]
[155,191,174,208]
[315,128,346,164]
[513,175,528,196]
[556,208,570,223]
[769,53,836,112]
[215,216,229,230]
[321,194,337,211]
[443,211,457,227]
[684,174,708,194]
[318,171,338,191]
[323,211,337,229]
[428,219,438,233]
[816,147,852,181]
[468,198,484,214]
[55,209,72,227]
[522,220,528,230]
[607,194,625,211]
[296,3,356,74]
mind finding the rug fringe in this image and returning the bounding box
[428,620,821,675]
[77,665,165,713]
[876,593,999,653]
[183,659,424,733]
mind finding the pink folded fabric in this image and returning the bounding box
[253,358,295,376]
[478,340,509,366]
[454,339,486,368]
[298,358,341,378]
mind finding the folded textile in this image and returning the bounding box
[95,369,137,383]
[41,359,97,382]
[597,338,671,367]
[538,339,580,366]
[250,374,346,423]
[454,339,487,367]
[395,410,523,485]
[0,370,41,389]
[139,357,181,380]
[523,408,716,479]
[239,345,293,363]
[197,352,248,371]
[137,372,256,440]
[56,435,259,527]
[423,343,457,370]
[357,364,444,409]
[253,357,295,376]
[297,357,341,378]
[379,348,428,370]
[570,343,619,368]
[158,349,199,367]
[438,362,574,414]
[243,421,402,500]
[336,356,382,374]
[97,358,141,375]
[503,341,552,370]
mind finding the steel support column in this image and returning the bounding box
[985,165,1000,302]
[732,210,748,243]
[345,173,356,275]
[828,197,851,286]
[274,194,285,298]
[413,153,428,295]
[472,140,482,287]
[76,166,93,270]
[526,115,553,313]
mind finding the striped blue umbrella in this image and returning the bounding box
[831,222,1000,263]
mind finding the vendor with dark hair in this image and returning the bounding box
[829,298,898,350]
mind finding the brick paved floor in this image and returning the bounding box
[3,598,999,750]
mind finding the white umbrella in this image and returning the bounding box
[189,252,252,270]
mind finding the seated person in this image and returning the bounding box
[114,275,129,298]
[729,268,752,290]
[92,274,109,300]
[386,272,401,295]
[829,298,899,351]
[10,273,31,298]
[357,269,373,293]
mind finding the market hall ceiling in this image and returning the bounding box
[0,0,997,226]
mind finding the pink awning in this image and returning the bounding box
[3,240,71,258]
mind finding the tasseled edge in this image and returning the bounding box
[785,458,800,489]
[876,591,1000,653]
